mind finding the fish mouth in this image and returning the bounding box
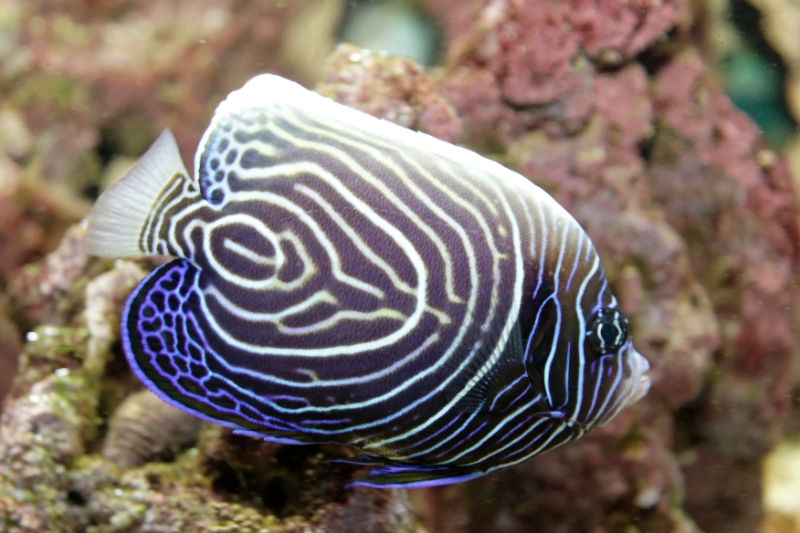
[622,348,651,409]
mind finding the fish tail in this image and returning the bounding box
[87,129,190,258]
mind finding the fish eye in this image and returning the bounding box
[586,308,629,355]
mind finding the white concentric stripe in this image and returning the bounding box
[285,109,509,295]
[273,113,469,306]
[275,229,318,291]
[300,112,513,320]
[565,235,584,292]
[294,183,416,296]
[202,225,318,295]
[274,309,406,334]
[151,172,486,428]
[197,213,290,291]
[431,158,500,218]
[222,132,449,294]
[365,171,524,448]
[224,107,517,364]
[164,199,214,260]
[188,321,436,416]
[587,356,625,429]
[227,229,512,436]
[223,238,277,265]
[542,216,571,407]
[195,186,429,356]
[204,285,407,334]
[420,158,509,322]
[217,150,435,306]
[179,217,318,293]
[180,98,520,432]
[194,212,425,357]
[188,120,488,396]
[206,210,381,296]
[587,351,630,429]
[518,191,537,260]
[274,108,532,424]
[441,394,545,464]
[251,305,406,334]
[568,251,600,423]
[204,75,567,231]
[399,407,483,459]
[164,230,498,429]
[485,424,569,473]
[310,133,513,354]
[160,307,445,423]
[190,314,443,391]
[150,179,205,257]
[462,413,549,467]
[288,101,540,223]
[204,286,337,322]
[531,201,549,301]
[388,153,502,324]
[142,174,185,252]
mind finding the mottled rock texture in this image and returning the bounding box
[741,0,800,183]
[0,227,424,533]
[415,1,799,532]
[0,0,336,412]
[317,44,462,144]
[1,1,798,532]
[0,2,424,531]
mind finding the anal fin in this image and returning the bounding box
[231,428,316,446]
[350,459,483,488]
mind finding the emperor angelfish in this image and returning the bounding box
[87,74,651,488]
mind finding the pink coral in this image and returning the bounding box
[317,44,462,143]
[419,2,798,533]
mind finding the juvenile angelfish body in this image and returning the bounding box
[87,74,650,488]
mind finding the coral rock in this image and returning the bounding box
[317,43,462,143]
[102,390,202,469]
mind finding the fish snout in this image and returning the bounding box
[625,349,651,407]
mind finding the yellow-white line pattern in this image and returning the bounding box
[117,75,650,487]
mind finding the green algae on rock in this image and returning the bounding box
[0,224,426,533]
[414,1,799,533]
[1,0,799,530]
[102,389,202,469]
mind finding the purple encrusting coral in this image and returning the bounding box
[0,0,798,532]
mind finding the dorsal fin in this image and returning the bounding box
[87,129,190,258]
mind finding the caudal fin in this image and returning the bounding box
[87,129,189,258]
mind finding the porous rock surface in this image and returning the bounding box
[0,0,333,413]
[0,1,798,532]
[416,1,799,532]
[0,226,423,533]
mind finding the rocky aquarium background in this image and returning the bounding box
[1,1,799,532]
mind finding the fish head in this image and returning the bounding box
[575,306,651,428]
[524,269,650,431]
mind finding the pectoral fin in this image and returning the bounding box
[460,321,528,413]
